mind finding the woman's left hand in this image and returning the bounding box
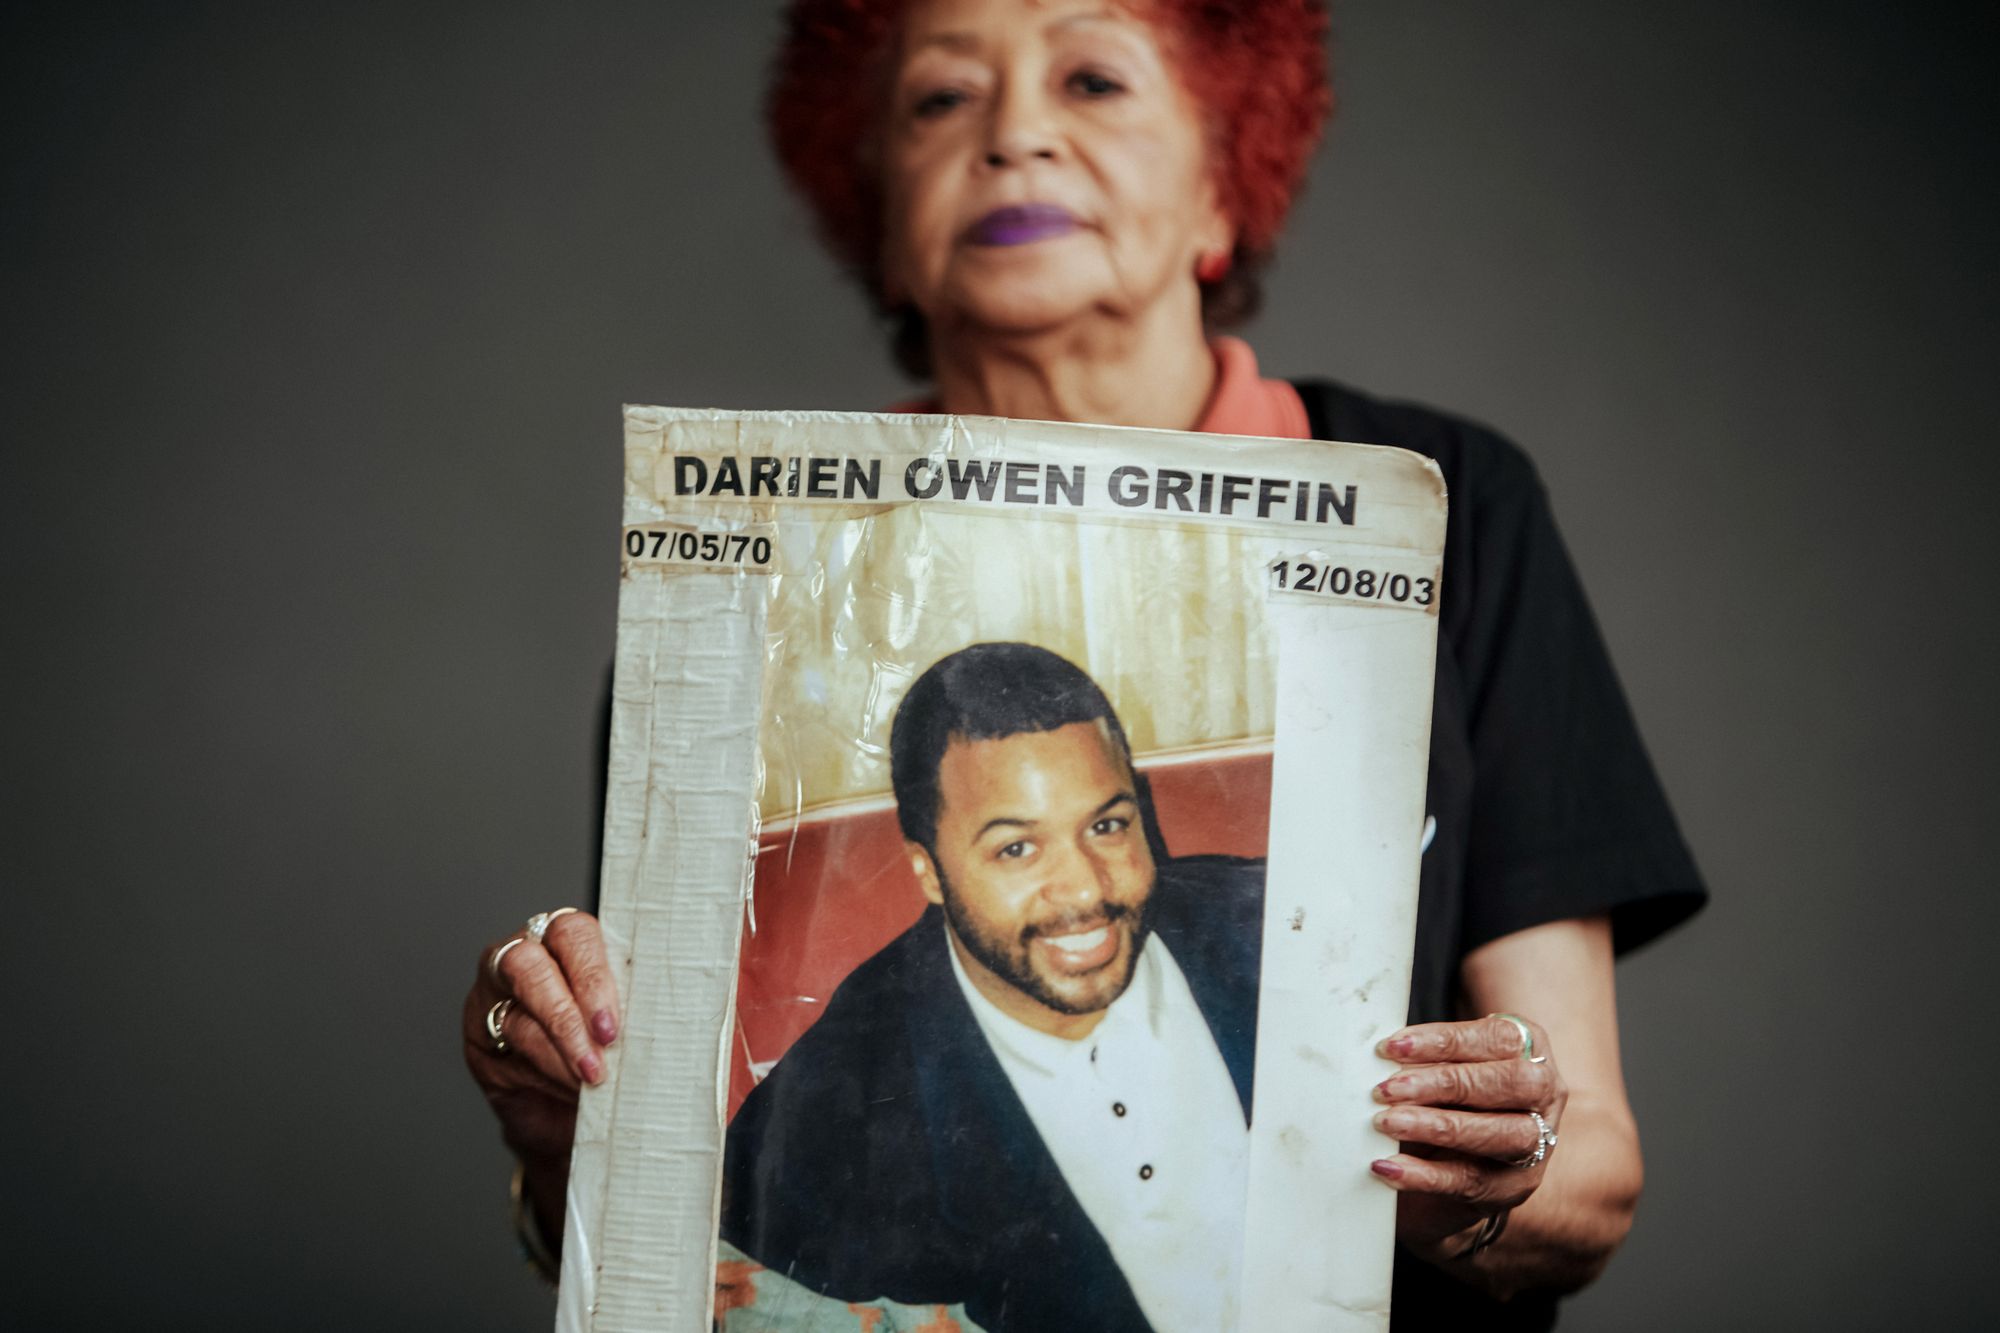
[1370,1013,1568,1262]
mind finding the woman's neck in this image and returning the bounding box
[928,299,1217,431]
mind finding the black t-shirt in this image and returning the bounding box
[1295,378,1706,1331]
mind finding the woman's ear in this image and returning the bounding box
[1201,216,1237,275]
[1191,183,1236,282]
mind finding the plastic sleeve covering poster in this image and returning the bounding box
[557,408,1447,1333]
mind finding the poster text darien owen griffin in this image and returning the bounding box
[671,455,1359,526]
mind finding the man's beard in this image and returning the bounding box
[937,868,1152,1017]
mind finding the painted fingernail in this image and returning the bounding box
[1371,1159,1405,1181]
[1374,1076,1408,1102]
[1372,1110,1401,1134]
[1378,1036,1415,1058]
[592,1010,618,1045]
[581,1052,604,1084]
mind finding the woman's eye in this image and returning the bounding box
[1091,816,1130,836]
[1067,69,1124,97]
[913,86,969,118]
[997,840,1031,860]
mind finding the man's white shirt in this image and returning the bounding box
[946,927,1250,1332]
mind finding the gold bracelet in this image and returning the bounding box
[510,1162,561,1285]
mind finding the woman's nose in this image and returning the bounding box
[983,79,1059,167]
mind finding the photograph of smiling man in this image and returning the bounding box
[721,643,1265,1333]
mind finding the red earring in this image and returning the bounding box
[1195,249,1232,284]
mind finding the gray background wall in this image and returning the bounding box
[5,2,1994,1328]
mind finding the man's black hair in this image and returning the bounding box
[889,642,1137,855]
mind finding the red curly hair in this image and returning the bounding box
[765,0,1332,371]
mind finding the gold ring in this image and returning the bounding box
[485,998,514,1055]
[488,936,527,989]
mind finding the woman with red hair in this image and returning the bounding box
[463,2,1704,1327]
[766,0,1333,393]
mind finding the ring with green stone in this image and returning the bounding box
[1492,1012,1548,1065]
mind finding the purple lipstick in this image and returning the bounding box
[967,204,1078,246]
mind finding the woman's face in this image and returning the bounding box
[879,0,1229,342]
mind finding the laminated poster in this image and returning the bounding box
[557,408,1448,1333]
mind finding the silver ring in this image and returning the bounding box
[525,906,578,945]
[488,936,527,989]
[1493,1012,1548,1064]
[486,999,514,1055]
[1510,1109,1557,1168]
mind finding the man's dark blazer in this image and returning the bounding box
[718,855,1266,1333]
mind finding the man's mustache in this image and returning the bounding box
[1020,900,1134,946]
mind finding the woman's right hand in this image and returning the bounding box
[461,909,622,1166]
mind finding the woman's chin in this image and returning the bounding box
[933,287,1102,344]
[925,249,1113,337]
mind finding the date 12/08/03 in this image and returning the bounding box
[1271,560,1434,607]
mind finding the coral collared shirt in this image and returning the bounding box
[1197,335,1311,440]
[894,336,1311,440]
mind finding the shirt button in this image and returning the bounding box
[1112,1102,1127,1117]
[1138,1164,1154,1181]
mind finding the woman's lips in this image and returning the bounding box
[967,204,1079,247]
